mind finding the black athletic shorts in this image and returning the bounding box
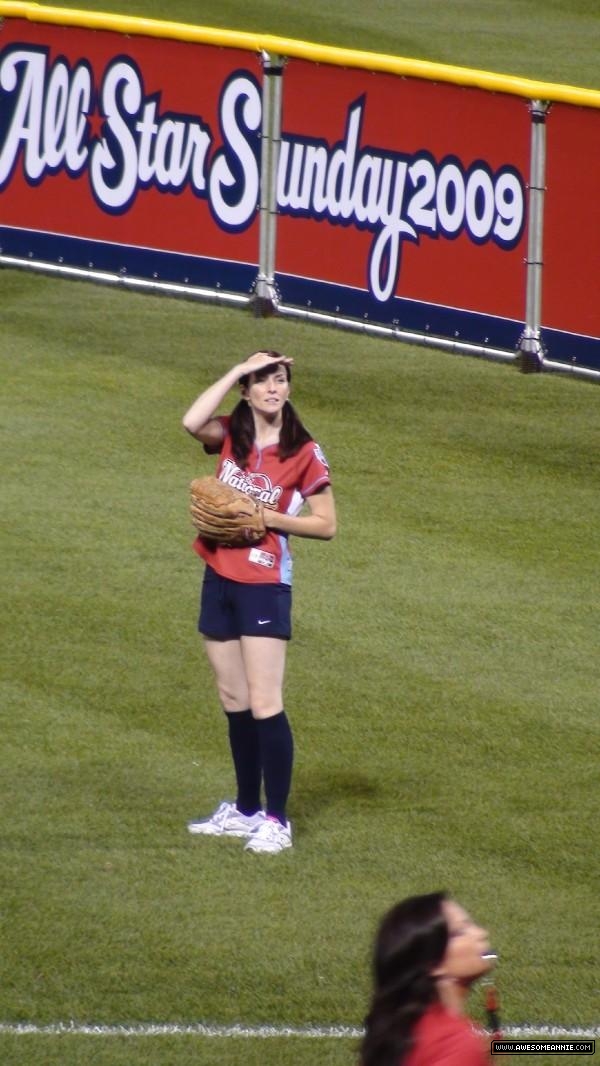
[198,565,292,640]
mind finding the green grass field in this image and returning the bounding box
[2,3,600,1066]
[32,0,600,88]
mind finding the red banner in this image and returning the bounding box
[276,59,530,323]
[0,19,262,284]
[1,13,599,369]
[543,102,600,340]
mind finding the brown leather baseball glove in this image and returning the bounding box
[190,476,266,546]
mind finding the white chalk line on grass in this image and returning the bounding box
[0,1022,599,1039]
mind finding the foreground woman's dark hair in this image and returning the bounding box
[360,892,449,1066]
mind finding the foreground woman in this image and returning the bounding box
[360,892,497,1066]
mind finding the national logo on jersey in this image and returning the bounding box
[219,460,283,506]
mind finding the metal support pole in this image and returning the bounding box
[517,100,550,372]
[251,52,284,317]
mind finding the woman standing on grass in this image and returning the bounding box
[182,350,336,855]
[360,892,496,1066]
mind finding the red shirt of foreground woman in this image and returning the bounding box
[360,893,497,1066]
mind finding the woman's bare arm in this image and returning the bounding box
[264,486,336,541]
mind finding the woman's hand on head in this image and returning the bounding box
[183,352,292,437]
[237,351,294,377]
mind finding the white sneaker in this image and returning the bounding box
[244,817,293,854]
[187,801,265,838]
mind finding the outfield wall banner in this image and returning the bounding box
[541,102,600,371]
[275,58,530,353]
[0,17,263,294]
[1,4,600,375]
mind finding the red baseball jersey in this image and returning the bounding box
[193,416,331,584]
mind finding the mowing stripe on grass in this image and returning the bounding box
[1,1023,598,1039]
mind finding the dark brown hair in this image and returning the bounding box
[360,893,449,1066]
[230,351,312,468]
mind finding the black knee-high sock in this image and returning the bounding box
[225,709,261,816]
[256,711,294,826]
